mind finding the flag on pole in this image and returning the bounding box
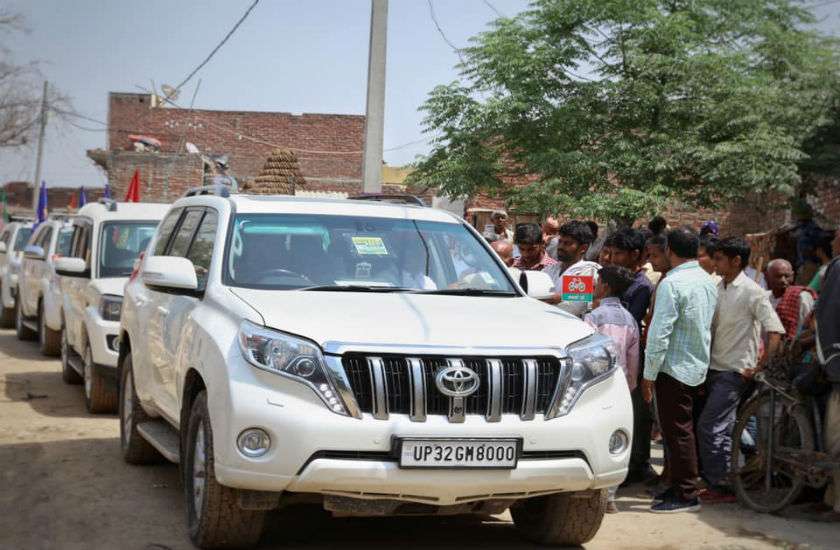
[68,192,77,210]
[35,181,48,227]
[103,183,112,199]
[79,186,87,207]
[125,169,141,202]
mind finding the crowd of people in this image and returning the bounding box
[483,209,840,517]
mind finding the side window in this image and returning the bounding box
[70,224,91,263]
[185,211,218,290]
[0,229,9,246]
[38,227,53,249]
[153,209,182,256]
[167,210,203,257]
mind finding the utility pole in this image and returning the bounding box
[362,0,388,193]
[32,80,49,212]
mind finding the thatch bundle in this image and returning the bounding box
[242,149,307,195]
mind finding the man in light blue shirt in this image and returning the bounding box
[642,227,717,513]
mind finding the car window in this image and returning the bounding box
[224,213,515,292]
[56,228,73,256]
[69,224,90,261]
[13,228,32,251]
[98,222,158,278]
[167,210,203,257]
[185,210,218,291]
[153,209,182,255]
[0,229,9,246]
[37,227,53,250]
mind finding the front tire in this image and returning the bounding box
[83,344,118,414]
[511,489,607,546]
[185,391,265,549]
[15,298,36,341]
[38,303,61,356]
[119,354,161,464]
[60,328,83,384]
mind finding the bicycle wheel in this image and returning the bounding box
[731,391,814,513]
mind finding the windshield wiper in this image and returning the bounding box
[299,284,411,293]
[409,288,518,297]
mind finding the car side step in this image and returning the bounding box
[21,318,38,332]
[66,354,85,376]
[137,420,180,464]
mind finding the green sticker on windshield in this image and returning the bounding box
[351,236,389,255]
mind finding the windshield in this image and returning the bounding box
[56,228,73,256]
[13,228,32,251]
[98,222,158,278]
[225,214,516,293]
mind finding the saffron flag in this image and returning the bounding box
[125,170,141,202]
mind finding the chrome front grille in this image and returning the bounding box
[340,354,564,422]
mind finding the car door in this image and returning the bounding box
[63,221,92,354]
[144,208,203,417]
[24,225,52,316]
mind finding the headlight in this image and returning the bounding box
[99,294,123,321]
[238,320,349,416]
[546,333,616,419]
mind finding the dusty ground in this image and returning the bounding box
[1,327,837,550]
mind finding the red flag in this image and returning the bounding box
[68,192,77,210]
[125,169,141,202]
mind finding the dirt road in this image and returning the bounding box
[1,328,836,550]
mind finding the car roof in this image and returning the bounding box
[219,194,462,224]
[75,201,170,222]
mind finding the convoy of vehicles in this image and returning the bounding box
[16,217,74,354]
[55,200,169,413]
[4,191,632,549]
[0,220,34,328]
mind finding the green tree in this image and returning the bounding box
[409,0,840,223]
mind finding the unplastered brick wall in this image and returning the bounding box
[107,93,364,194]
[2,181,105,211]
[101,151,204,203]
[807,177,840,229]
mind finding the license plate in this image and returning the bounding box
[398,438,519,469]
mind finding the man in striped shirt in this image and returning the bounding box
[642,227,718,513]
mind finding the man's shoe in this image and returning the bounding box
[650,486,675,503]
[650,496,701,514]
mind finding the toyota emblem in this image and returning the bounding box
[435,365,480,398]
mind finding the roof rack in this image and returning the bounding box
[184,184,231,198]
[348,193,426,207]
[98,198,118,211]
[8,214,35,223]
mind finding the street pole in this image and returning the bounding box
[362,0,388,193]
[32,80,49,212]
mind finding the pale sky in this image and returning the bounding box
[0,0,837,188]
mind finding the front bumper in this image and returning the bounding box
[211,357,632,505]
[85,307,120,368]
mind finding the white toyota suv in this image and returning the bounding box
[0,220,34,328]
[16,216,74,354]
[118,187,632,549]
[56,199,168,413]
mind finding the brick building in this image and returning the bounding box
[89,92,366,202]
[1,181,105,215]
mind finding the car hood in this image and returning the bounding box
[229,288,592,352]
[91,277,129,297]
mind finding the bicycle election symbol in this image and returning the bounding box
[561,274,593,302]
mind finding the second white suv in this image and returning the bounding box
[56,200,168,413]
[118,188,632,549]
[17,216,74,354]
[0,220,34,327]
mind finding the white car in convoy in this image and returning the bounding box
[118,187,632,549]
[0,220,34,328]
[16,217,74,354]
[56,200,168,413]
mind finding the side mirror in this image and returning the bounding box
[0,241,6,254]
[55,257,89,278]
[517,269,555,300]
[24,244,46,260]
[142,256,198,292]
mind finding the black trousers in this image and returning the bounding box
[655,373,701,500]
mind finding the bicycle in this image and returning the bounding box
[730,354,838,513]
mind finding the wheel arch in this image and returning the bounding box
[180,368,207,457]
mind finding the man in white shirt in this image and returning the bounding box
[699,237,785,503]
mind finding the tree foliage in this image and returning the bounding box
[409,0,840,222]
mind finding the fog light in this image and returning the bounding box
[237,428,271,458]
[609,430,629,455]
